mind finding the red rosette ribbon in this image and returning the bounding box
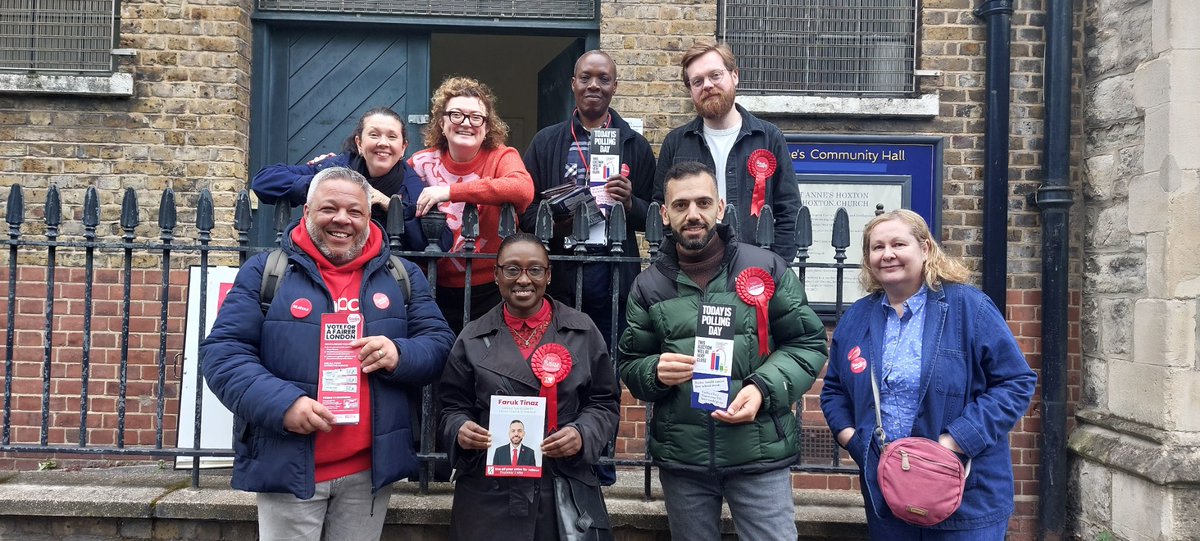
[735,268,776,356]
[747,149,777,217]
[530,343,573,432]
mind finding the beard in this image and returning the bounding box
[676,222,718,251]
[694,88,735,119]
[307,220,369,265]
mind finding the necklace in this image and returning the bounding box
[510,320,550,349]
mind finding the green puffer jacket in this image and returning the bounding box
[618,226,828,473]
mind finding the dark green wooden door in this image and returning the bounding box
[249,25,430,245]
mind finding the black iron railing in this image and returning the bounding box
[2,183,858,497]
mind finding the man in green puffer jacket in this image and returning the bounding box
[618,161,828,540]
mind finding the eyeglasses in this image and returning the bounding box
[687,69,728,89]
[445,110,487,127]
[495,265,548,280]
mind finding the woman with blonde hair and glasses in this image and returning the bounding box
[410,76,534,332]
[820,209,1036,540]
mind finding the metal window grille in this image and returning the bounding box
[721,0,917,95]
[257,0,595,20]
[0,0,116,73]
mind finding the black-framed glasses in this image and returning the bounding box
[445,110,487,127]
[687,69,727,89]
[495,265,547,279]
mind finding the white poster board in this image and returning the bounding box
[796,176,909,305]
[175,265,239,468]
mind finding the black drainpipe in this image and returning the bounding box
[974,0,1012,313]
[1036,0,1074,537]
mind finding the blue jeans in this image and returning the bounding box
[866,510,1008,541]
[256,470,392,541]
[659,466,797,541]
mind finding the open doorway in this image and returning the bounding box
[429,33,584,153]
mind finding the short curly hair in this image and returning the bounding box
[423,76,509,152]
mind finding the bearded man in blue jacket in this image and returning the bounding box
[201,167,454,541]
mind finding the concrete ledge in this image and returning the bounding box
[0,466,868,539]
[1069,409,1200,486]
[737,93,939,118]
[0,72,134,97]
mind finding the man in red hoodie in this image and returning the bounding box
[202,167,454,541]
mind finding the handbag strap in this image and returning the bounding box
[868,366,888,448]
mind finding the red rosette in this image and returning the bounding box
[530,343,573,432]
[747,149,777,217]
[735,268,776,356]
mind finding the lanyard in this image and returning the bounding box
[568,110,610,183]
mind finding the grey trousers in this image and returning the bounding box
[256,470,393,541]
[659,466,797,541]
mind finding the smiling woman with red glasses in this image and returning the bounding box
[437,233,619,541]
[408,76,535,332]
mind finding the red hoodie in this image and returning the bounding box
[290,218,383,483]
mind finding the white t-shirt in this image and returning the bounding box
[703,124,740,200]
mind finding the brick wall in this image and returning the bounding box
[0,0,254,247]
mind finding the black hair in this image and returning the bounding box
[663,161,718,191]
[497,232,550,265]
[341,106,407,153]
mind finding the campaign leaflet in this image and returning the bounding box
[318,312,363,424]
[588,127,620,212]
[486,395,546,478]
[692,302,736,411]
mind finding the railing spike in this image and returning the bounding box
[461,204,479,252]
[570,202,588,254]
[498,203,517,238]
[607,203,627,255]
[832,207,851,250]
[120,188,139,230]
[83,186,100,229]
[4,184,24,231]
[234,190,253,233]
[644,201,662,254]
[534,200,554,246]
[196,189,214,232]
[158,189,177,232]
[755,204,774,250]
[44,185,61,228]
[272,202,291,245]
[796,206,812,250]
[386,194,405,251]
[722,205,739,242]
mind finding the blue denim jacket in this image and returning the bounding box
[820,283,1037,530]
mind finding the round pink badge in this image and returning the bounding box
[850,356,867,374]
[848,346,861,361]
[543,355,562,373]
[290,298,312,319]
[373,292,390,310]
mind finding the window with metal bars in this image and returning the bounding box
[720,0,918,96]
[0,0,117,73]
[257,0,595,20]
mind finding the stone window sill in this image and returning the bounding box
[0,72,133,97]
[736,93,939,118]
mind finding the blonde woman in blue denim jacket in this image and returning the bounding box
[820,209,1036,540]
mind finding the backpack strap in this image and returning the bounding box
[385,254,412,306]
[259,249,289,315]
[260,250,411,314]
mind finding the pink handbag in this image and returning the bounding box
[870,370,969,527]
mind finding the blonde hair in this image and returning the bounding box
[859,209,970,293]
[679,39,737,87]
[423,76,509,151]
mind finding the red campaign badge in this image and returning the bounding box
[531,344,573,432]
[848,346,867,374]
[735,268,775,356]
[290,298,312,319]
[747,149,776,217]
[620,163,630,178]
[373,292,390,310]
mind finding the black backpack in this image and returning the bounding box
[258,248,411,314]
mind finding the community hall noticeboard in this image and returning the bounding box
[785,135,943,311]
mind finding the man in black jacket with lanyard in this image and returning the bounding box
[522,50,656,348]
[654,39,801,262]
